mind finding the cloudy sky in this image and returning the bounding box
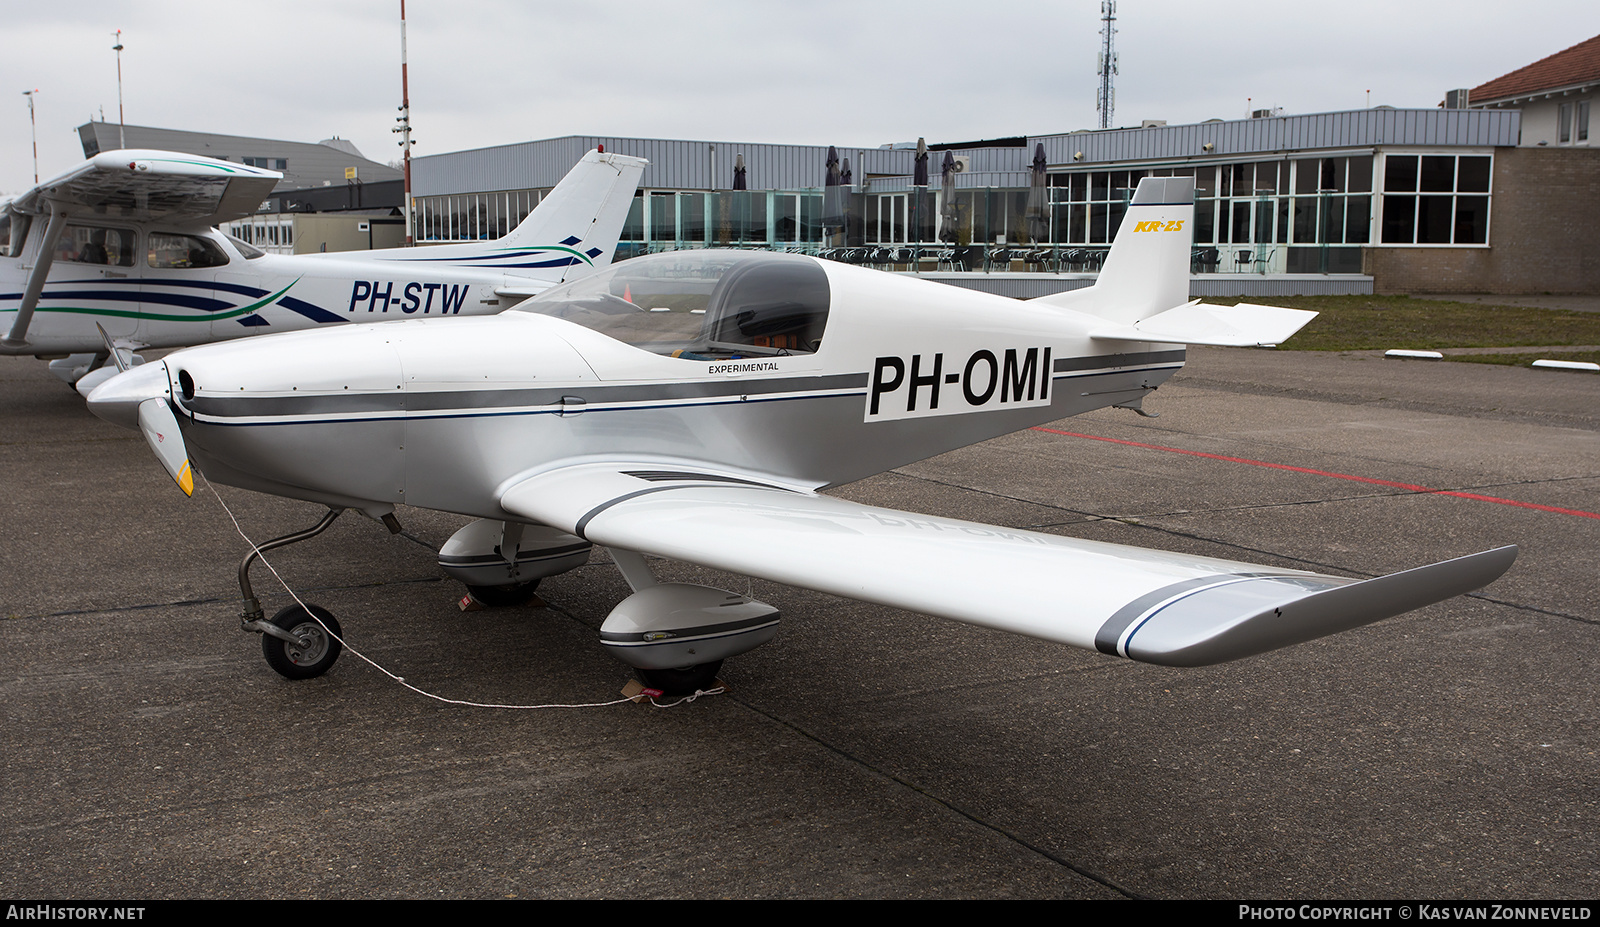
[1,1,1592,193]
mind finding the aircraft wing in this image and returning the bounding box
[7,149,281,227]
[499,464,1516,667]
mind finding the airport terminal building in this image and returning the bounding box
[408,37,1598,297]
[409,103,1594,297]
[81,36,1596,296]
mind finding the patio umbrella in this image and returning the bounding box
[1025,143,1049,244]
[841,156,855,246]
[912,137,930,243]
[720,153,747,244]
[823,146,844,245]
[939,150,960,244]
[825,145,851,248]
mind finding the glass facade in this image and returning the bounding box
[415,150,1490,274]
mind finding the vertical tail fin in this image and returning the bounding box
[500,149,647,282]
[1035,176,1194,323]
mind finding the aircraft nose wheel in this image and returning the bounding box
[261,604,343,679]
[635,660,723,697]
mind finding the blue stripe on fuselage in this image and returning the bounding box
[276,297,347,324]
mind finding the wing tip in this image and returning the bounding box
[1125,546,1518,667]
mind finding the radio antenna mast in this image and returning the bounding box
[1097,2,1118,130]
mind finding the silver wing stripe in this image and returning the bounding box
[573,487,684,539]
[574,479,798,539]
[1094,574,1265,656]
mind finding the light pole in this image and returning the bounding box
[393,1,416,245]
[111,29,125,149]
[22,89,38,184]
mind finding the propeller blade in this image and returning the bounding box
[137,398,194,497]
[94,322,131,373]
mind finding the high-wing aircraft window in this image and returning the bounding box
[224,233,266,260]
[148,232,230,269]
[0,212,28,258]
[55,225,135,267]
[518,250,830,359]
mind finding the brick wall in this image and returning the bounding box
[1367,147,1600,294]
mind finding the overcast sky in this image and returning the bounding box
[1,1,1593,193]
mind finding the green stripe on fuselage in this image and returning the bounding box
[0,279,301,324]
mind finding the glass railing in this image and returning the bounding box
[614,241,1361,275]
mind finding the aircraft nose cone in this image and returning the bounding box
[87,361,172,431]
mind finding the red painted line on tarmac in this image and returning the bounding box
[1031,426,1600,521]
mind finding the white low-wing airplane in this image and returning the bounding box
[88,176,1516,693]
[1,147,645,391]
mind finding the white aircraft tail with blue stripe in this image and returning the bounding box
[351,149,647,285]
[497,149,648,281]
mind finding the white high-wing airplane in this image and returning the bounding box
[1,147,646,391]
[88,176,1516,694]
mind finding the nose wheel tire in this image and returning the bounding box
[635,660,724,697]
[261,604,343,679]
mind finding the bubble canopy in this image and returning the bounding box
[516,250,831,359]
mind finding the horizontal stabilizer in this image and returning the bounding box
[492,285,548,301]
[498,464,1515,666]
[1091,301,1318,347]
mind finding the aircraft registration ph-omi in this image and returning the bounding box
[0,147,645,393]
[88,176,1516,695]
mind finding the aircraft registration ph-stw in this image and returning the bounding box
[1,147,646,392]
[89,176,1516,694]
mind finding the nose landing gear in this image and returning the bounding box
[236,507,348,680]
